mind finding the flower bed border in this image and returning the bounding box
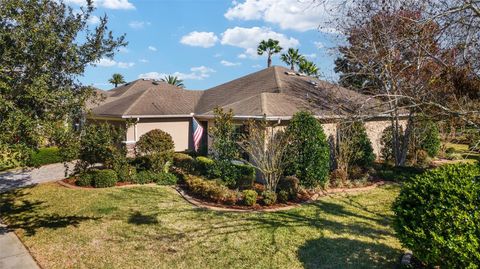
[175,181,392,213]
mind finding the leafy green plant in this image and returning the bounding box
[136,129,174,173]
[79,169,118,188]
[285,111,330,188]
[277,176,299,200]
[277,190,289,203]
[156,172,177,185]
[393,163,480,268]
[27,147,63,167]
[235,163,256,189]
[184,174,239,204]
[77,123,126,171]
[261,190,277,206]
[77,172,93,187]
[115,163,137,182]
[242,190,258,206]
[195,156,220,178]
[173,153,196,173]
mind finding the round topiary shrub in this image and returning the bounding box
[92,169,118,188]
[136,129,174,155]
[242,189,258,206]
[277,190,289,203]
[136,129,175,172]
[285,111,330,188]
[392,163,480,268]
[173,153,196,173]
[77,172,93,187]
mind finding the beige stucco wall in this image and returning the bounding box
[127,118,191,152]
[364,119,407,158]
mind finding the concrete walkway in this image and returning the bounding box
[0,162,73,269]
[0,162,73,194]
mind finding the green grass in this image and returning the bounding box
[0,184,404,269]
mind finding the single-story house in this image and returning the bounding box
[88,66,398,157]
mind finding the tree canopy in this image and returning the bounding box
[0,0,126,163]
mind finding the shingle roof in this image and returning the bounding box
[90,66,382,119]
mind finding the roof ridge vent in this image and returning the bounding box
[152,81,159,85]
[284,71,296,76]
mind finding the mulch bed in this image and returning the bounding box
[175,181,391,213]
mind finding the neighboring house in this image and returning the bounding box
[88,66,399,157]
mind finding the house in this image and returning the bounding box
[89,66,397,157]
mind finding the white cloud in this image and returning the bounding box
[213,53,222,58]
[139,59,149,63]
[129,21,151,29]
[65,0,135,10]
[304,53,317,58]
[118,47,129,53]
[221,26,299,58]
[314,41,325,49]
[224,0,338,33]
[138,66,215,81]
[94,58,134,68]
[220,60,241,67]
[117,61,135,68]
[95,58,116,67]
[101,0,135,10]
[87,15,100,25]
[148,46,157,51]
[180,31,219,48]
[238,53,247,59]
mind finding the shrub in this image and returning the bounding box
[184,174,239,204]
[134,170,158,184]
[78,123,125,169]
[242,190,258,206]
[136,129,174,173]
[329,169,348,187]
[91,169,118,188]
[285,111,330,188]
[77,172,93,187]
[136,129,174,156]
[28,147,62,167]
[348,165,365,180]
[209,107,239,163]
[173,153,196,173]
[156,172,177,185]
[195,156,220,178]
[415,120,441,157]
[380,125,403,162]
[261,190,277,206]
[277,190,289,203]
[336,122,376,169]
[277,176,299,200]
[0,143,29,171]
[115,164,137,182]
[393,163,480,268]
[235,163,256,189]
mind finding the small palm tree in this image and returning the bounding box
[161,75,185,88]
[108,73,126,87]
[299,60,319,77]
[257,39,283,68]
[280,48,305,71]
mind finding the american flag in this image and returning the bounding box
[192,117,204,151]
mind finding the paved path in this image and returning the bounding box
[0,162,73,194]
[0,162,73,269]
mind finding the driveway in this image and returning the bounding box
[0,162,74,194]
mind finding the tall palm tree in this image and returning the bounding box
[108,73,126,87]
[280,48,305,71]
[299,60,319,77]
[257,39,283,68]
[161,75,185,88]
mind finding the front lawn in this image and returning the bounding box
[0,183,403,269]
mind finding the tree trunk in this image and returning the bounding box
[268,53,272,67]
[398,113,414,166]
[291,64,294,71]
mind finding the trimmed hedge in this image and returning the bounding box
[393,163,480,268]
[195,156,220,178]
[235,163,256,189]
[184,174,239,204]
[261,190,277,206]
[134,170,176,185]
[156,172,177,185]
[28,147,62,167]
[277,176,299,200]
[92,169,118,188]
[78,169,118,188]
[173,153,196,173]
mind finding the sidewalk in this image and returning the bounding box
[0,224,39,269]
[0,162,73,269]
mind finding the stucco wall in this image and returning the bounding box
[127,118,191,152]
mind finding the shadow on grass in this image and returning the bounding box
[0,187,99,236]
[128,211,159,225]
[298,237,400,269]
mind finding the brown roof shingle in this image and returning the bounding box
[90,66,382,119]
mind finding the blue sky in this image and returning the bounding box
[69,0,341,90]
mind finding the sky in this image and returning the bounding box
[68,0,342,90]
